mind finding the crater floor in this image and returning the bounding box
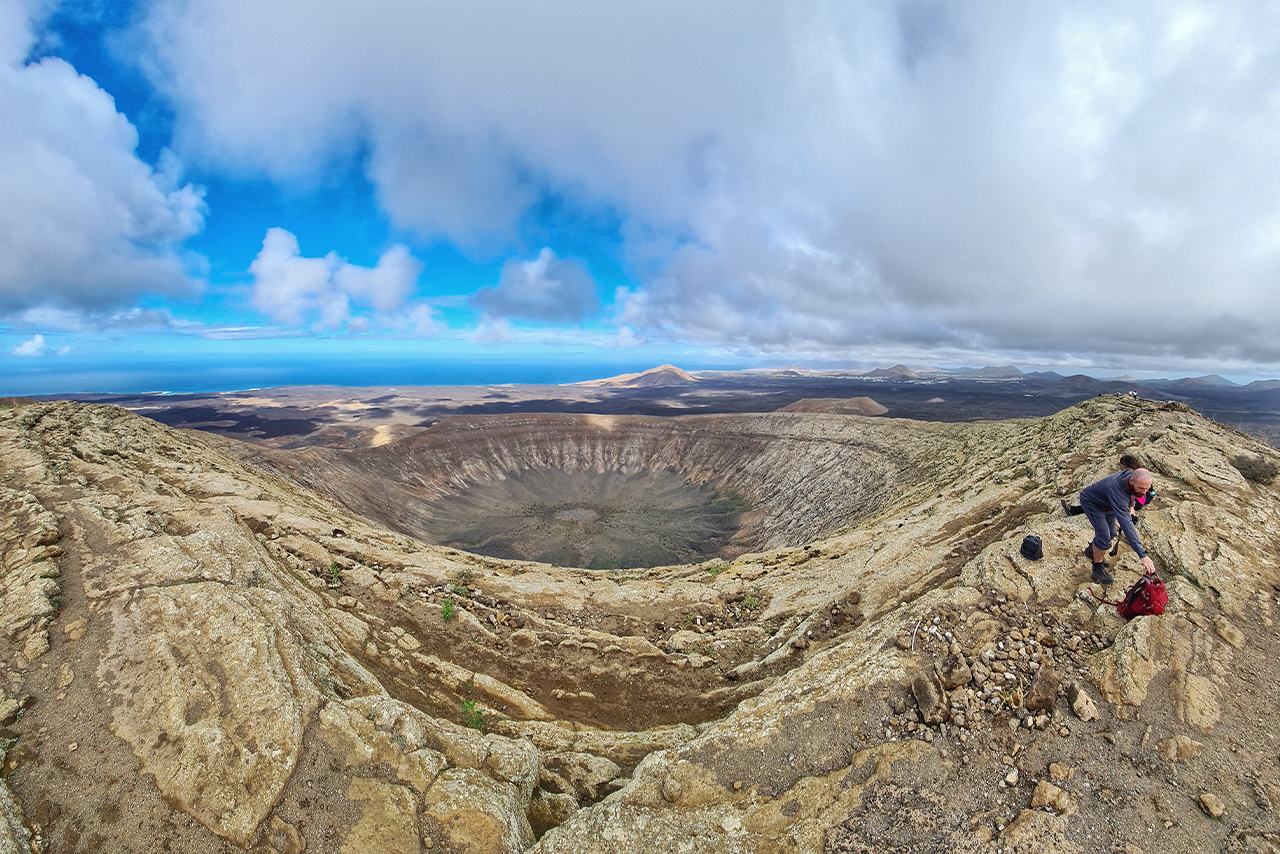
[423,467,745,569]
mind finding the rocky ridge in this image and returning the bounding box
[0,397,1278,852]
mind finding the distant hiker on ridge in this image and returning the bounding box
[1074,466,1156,584]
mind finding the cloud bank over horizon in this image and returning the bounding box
[4,1,1280,380]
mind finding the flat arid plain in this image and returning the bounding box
[3,368,1280,853]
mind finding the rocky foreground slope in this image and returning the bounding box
[0,398,1279,853]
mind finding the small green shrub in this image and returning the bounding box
[449,581,469,596]
[327,563,342,586]
[1231,454,1278,485]
[441,597,455,621]
[461,700,484,730]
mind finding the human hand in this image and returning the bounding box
[1140,556,1155,574]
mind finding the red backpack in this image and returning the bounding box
[1091,571,1168,620]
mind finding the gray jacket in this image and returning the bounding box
[1080,470,1147,559]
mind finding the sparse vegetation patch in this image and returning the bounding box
[1231,453,1278,484]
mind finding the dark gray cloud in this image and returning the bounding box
[137,1,1280,372]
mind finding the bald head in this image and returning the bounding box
[1131,469,1153,490]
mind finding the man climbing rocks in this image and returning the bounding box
[1076,467,1156,584]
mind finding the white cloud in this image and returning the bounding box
[333,244,421,313]
[471,248,599,323]
[614,326,645,348]
[381,303,445,336]
[12,333,46,356]
[468,317,515,345]
[249,228,424,329]
[138,2,1280,368]
[0,8,206,318]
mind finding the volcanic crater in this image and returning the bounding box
[230,411,938,569]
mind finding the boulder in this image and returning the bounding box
[1026,667,1059,714]
[1158,734,1202,763]
[422,768,534,854]
[528,790,579,839]
[1031,780,1077,815]
[911,668,948,724]
[1198,792,1226,818]
[1066,682,1099,722]
[540,752,623,802]
[935,653,972,690]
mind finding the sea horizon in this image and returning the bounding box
[3,355,755,398]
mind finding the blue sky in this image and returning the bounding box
[4,1,1280,394]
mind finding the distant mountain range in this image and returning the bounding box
[585,363,1280,396]
[692,364,1280,393]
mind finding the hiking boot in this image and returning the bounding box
[1082,546,1109,567]
[1109,543,1119,557]
[1061,499,1071,515]
[1091,565,1114,585]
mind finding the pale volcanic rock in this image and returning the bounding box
[539,751,622,802]
[1199,791,1227,818]
[319,699,449,794]
[1158,734,1203,763]
[323,694,541,801]
[1091,613,1223,733]
[1213,614,1246,649]
[341,777,420,854]
[0,779,32,853]
[97,583,327,846]
[1066,682,1100,722]
[1031,780,1078,815]
[490,719,699,774]
[999,808,1079,852]
[0,488,61,651]
[80,526,261,598]
[528,789,579,839]
[422,768,535,854]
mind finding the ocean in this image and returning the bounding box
[2,353,739,396]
